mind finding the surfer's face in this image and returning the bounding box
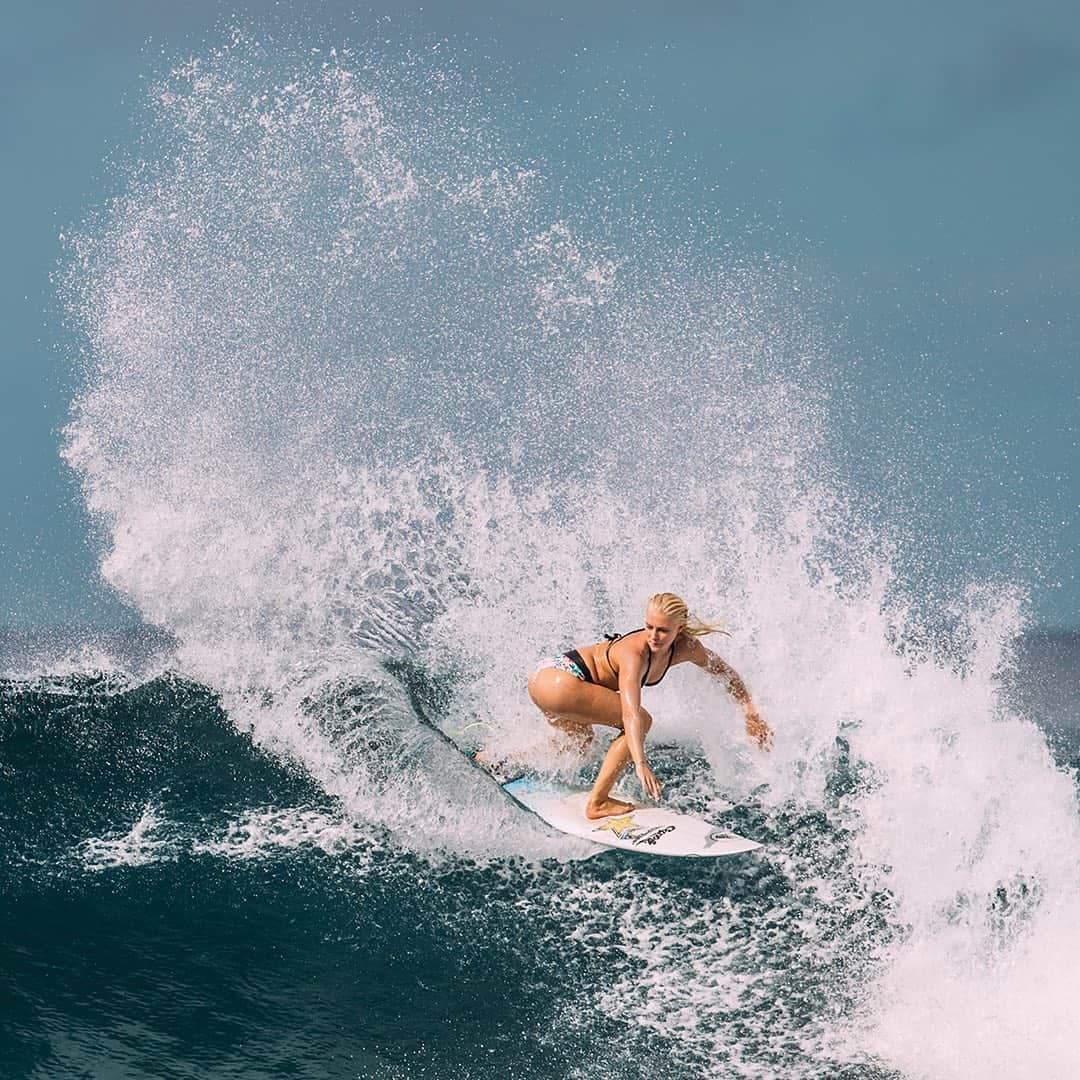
[644,607,681,652]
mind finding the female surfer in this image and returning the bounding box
[528,592,772,819]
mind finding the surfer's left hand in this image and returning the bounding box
[635,761,663,801]
[745,710,772,751]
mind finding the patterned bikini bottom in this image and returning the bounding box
[533,650,592,683]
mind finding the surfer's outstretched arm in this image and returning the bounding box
[688,640,773,750]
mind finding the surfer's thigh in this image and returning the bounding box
[551,692,653,737]
[528,669,625,730]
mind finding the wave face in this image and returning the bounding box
[36,34,1080,1079]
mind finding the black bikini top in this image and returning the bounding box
[604,628,676,687]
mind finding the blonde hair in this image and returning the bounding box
[647,592,730,639]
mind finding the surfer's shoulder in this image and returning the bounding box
[678,633,710,666]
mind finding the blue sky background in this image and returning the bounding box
[2,0,1076,629]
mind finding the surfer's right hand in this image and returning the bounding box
[636,761,663,801]
[745,710,773,751]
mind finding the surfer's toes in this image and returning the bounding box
[585,798,635,820]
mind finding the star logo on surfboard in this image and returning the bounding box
[591,813,677,846]
[592,814,639,839]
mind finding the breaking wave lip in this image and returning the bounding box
[52,29,1080,1079]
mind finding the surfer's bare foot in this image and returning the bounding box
[468,749,516,785]
[585,797,635,820]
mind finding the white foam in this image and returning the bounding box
[191,805,375,861]
[78,804,379,869]
[79,803,179,871]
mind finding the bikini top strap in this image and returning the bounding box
[604,632,619,671]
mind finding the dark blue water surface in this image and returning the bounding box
[2,631,1077,1078]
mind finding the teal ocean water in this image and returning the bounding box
[4,28,1079,1079]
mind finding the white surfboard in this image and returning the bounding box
[501,775,761,858]
[420,716,760,857]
